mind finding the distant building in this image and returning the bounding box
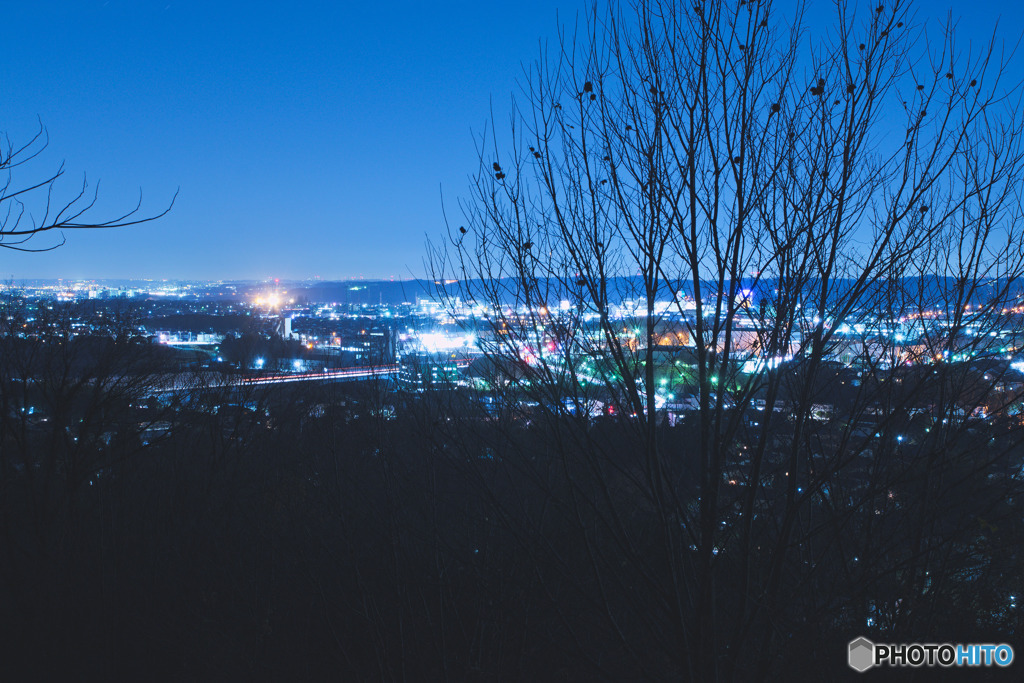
[398,352,460,392]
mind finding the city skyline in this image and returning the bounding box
[3,3,1024,677]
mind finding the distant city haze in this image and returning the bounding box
[0,0,1016,280]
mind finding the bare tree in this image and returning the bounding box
[0,120,174,252]
[431,0,1024,678]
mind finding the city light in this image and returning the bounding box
[416,331,476,353]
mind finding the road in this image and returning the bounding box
[155,359,472,394]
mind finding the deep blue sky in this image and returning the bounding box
[0,1,1016,281]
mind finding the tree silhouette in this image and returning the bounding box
[0,119,174,252]
[431,0,1024,677]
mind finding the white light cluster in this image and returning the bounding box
[417,332,476,353]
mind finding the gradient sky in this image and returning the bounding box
[0,1,1017,281]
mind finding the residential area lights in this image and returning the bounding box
[5,280,1024,423]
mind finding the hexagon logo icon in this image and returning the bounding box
[849,637,875,672]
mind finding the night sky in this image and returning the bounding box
[0,1,1017,281]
